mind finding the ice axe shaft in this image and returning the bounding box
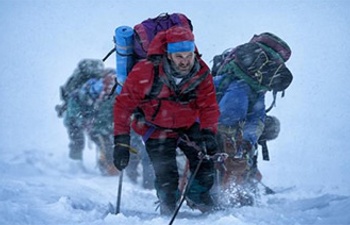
[168,143,208,225]
[115,170,124,214]
[259,181,275,195]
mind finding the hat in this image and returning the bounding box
[166,26,195,53]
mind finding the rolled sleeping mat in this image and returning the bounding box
[114,26,134,94]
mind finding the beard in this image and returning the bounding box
[173,61,194,76]
[176,65,191,75]
[163,56,199,80]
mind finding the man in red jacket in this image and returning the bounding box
[113,26,219,215]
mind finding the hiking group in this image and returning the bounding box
[56,12,292,218]
[55,59,155,189]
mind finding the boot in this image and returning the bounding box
[157,190,179,216]
[186,192,216,213]
[159,201,176,216]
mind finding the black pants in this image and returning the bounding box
[145,137,214,205]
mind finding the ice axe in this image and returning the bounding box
[168,143,208,225]
[106,170,124,216]
[112,145,138,215]
[105,169,124,216]
[115,170,124,214]
[259,181,275,195]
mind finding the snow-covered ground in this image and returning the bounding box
[1,148,350,225]
[1,0,350,224]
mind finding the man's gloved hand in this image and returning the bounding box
[113,134,130,171]
[201,129,218,156]
[186,122,201,141]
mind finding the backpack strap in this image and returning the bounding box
[102,47,116,62]
[145,64,163,99]
[258,140,270,161]
[265,91,277,113]
[107,77,122,99]
[265,90,286,113]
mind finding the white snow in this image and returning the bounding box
[1,0,350,224]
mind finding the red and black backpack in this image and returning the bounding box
[212,32,293,112]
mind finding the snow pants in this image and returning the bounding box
[126,131,155,189]
[145,137,215,207]
[64,97,87,160]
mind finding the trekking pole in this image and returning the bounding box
[178,159,190,193]
[259,181,275,195]
[115,170,124,214]
[168,145,207,225]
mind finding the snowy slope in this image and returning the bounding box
[1,148,349,225]
[1,0,350,224]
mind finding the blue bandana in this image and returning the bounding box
[167,41,195,53]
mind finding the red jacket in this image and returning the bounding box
[114,28,219,139]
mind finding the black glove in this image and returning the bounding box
[185,122,201,141]
[113,134,130,171]
[201,129,218,156]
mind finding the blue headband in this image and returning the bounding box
[167,41,195,53]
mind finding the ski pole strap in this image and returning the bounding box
[178,134,202,152]
[115,143,138,154]
[178,135,229,162]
